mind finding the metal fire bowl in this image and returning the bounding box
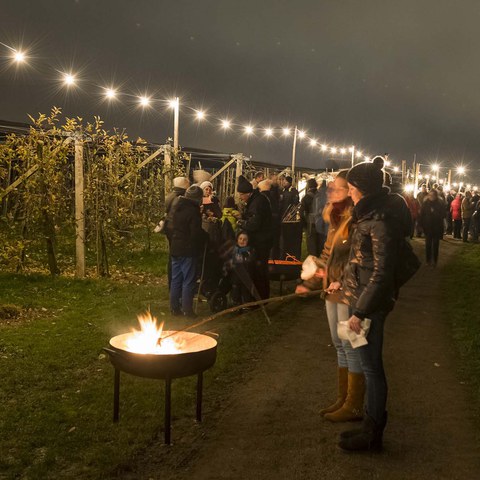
[107,331,217,380]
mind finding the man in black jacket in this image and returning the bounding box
[236,175,273,299]
[169,186,207,317]
[299,177,321,255]
[339,160,402,452]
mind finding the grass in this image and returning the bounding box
[0,234,297,479]
[441,244,480,408]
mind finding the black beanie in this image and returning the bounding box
[284,175,293,185]
[237,175,254,193]
[306,178,317,190]
[346,161,384,195]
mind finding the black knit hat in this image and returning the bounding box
[346,161,384,195]
[185,185,203,205]
[237,175,254,193]
[284,175,293,184]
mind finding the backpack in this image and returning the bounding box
[394,238,421,289]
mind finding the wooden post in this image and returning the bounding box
[401,160,407,185]
[164,144,172,200]
[173,97,179,152]
[291,126,298,174]
[414,162,421,198]
[74,134,86,278]
[234,154,243,193]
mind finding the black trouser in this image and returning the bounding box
[425,235,440,265]
[453,219,462,239]
[445,212,453,234]
[253,246,270,300]
[462,217,471,242]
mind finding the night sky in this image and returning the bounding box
[2,0,480,176]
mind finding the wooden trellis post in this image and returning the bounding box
[74,133,86,278]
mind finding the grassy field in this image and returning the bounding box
[441,244,480,407]
[0,235,298,479]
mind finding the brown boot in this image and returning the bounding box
[324,372,365,422]
[320,367,348,416]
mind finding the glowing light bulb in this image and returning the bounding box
[310,139,317,147]
[393,166,399,172]
[168,98,179,109]
[63,73,76,86]
[195,110,206,120]
[364,156,371,161]
[340,148,347,155]
[282,127,291,136]
[13,50,26,63]
[384,160,391,167]
[457,166,466,175]
[356,150,363,158]
[467,184,472,190]
[431,164,439,172]
[298,130,306,139]
[349,146,355,153]
[221,119,231,130]
[105,88,116,99]
[331,147,337,154]
[244,125,254,135]
[321,144,328,151]
[265,128,273,137]
[139,96,150,107]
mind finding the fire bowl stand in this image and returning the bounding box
[112,369,204,445]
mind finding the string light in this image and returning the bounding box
[0,41,377,161]
[63,73,76,86]
[431,164,439,172]
[340,148,346,155]
[104,88,117,99]
[457,166,466,175]
[195,110,206,120]
[13,50,26,63]
[139,96,150,107]
[393,166,399,172]
[221,119,231,130]
[356,150,363,158]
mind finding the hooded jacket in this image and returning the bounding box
[344,189,401,319]
[170,197,207,257]
[241,190,273,252]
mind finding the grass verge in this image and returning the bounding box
[441,244,480,410]
[0,246,298,479]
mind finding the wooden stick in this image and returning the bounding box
[162,289,323,341]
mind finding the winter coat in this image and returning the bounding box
[403,194,420,220]
[344,189,401,320]
[279,186,299,219]
[222,207,240,231]
[164,187,186,240]
[420,198,446,238]
[461,196,475,220]
[170,197,208,257]
[450,196,462,221]
[239,190,273,252]
[299,188,317,229]
[386,193,412,237]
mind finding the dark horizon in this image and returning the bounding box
[2,0,480,181]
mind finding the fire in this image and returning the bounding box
[124,312,184,354]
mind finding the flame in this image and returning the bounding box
[124,312,184,354]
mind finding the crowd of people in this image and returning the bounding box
[403,182,480,266]
[161,157,478,453]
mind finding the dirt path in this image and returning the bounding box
[123,238,480,480]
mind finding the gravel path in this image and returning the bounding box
[121,238,480,480]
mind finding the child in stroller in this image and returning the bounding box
[209,231,257,313]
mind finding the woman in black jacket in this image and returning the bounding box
[339,159,402,452]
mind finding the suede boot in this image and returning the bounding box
[320,367,348,416]
[324,372,365,422]
[339,413,387,452]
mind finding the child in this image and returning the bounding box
[230,231,256,306]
